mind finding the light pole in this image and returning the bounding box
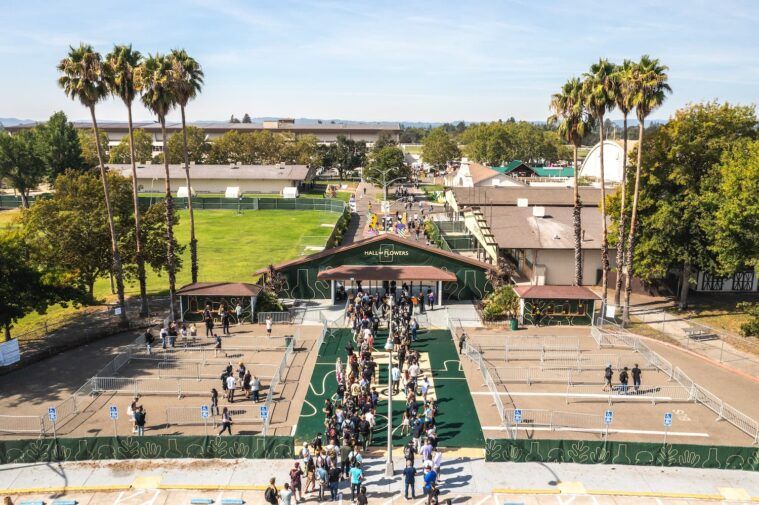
[384,297,395,477]
[365,170,408,202]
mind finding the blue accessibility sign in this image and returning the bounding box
[109,405,118,420]
[48,407,57,422]
[260,406,269,420]
[604,410,613,425]
[664,412,673,427]
[514,409,522,423]
[200,405,210,419]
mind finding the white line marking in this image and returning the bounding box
[471,391,676,400]
[309,369,335,396]
[474,496,491,505]
[481,426,709,437]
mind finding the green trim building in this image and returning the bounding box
[258,234,495,304]
[515,285,599,326]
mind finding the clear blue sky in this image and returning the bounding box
[1,0,757,123]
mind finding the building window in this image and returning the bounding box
[732,271,755,291]
[702,272,725,291]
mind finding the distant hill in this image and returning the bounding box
[0,117,36,127]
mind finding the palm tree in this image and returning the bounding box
[136,54,179,321]
[168,49,204,284]
[583,58,616,313]
[106,44,149,317]
[622,56,671,324]
[57,44,128,324]
[611,60,638,307]
[548,77,593,285]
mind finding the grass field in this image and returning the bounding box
[294,328,485,448]
[6,208,338,334]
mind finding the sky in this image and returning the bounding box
[1,0,758,124]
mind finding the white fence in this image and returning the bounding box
[0,415,46,435]
[91,376,216,397]
[564,383,693,405]
[256,311,293,324]
[166,405,265,428]
[506,409,605,435]
[261,336,295,436]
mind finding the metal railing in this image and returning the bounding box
[0,415,45,435]
[564,383,693,405]
[261,336,295,436]
[91,376,216,397]
[256,311,293,324]
[165,405,265,428]
[506,409,605,436]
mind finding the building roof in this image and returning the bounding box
[493,160,535,175]
[452,186,603,207]
[316,265,457,282]
[467,162,502,184]
[6,121,401,134]
[478,205,605,250]
[176,282,263,297]
[533,166,575,178]
[514,285,600,300]
[107,163,311,181]
[256,233,496,274]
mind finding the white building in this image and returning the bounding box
[446,159,525,188]
[107,163,312,195]
[578,140,636,183]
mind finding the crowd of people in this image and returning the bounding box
[603,363,643,394]
[267,287,445,503]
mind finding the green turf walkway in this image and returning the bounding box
[294,327,485,448]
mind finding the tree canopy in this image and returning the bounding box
[165,125,208,164]
[37,111,84,179]
[108,128,154,164]
[460,121,569,166]
[421,128,460,168]
[0,130,49,207]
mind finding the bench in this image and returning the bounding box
[684,327,718,341]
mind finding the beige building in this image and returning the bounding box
[107,163,312,195]
[445,186,614,286]
[7,119,401,151]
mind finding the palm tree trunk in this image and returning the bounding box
[598,115,609,312]
[572,144,582,285]
[128,104,149,317]
[622,119,645,324]
[614,114,629,307]
[90,107,128,325]
[180,105,198,284]
[161,119,177,322]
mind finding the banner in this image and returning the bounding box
[0,338,20,366]
[486,438,758,471]
[0,435,294,464]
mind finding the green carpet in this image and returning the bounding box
[294,328,485,448]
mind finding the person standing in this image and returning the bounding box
[356,486,368,505]
[252,375,261,402]
[204,305,214,337]
[316,463,328,502]
[134,406,146,436]
[279,482,293,505]
[427,290,435,311]
[603,364,613,392]
[289,461,304,502]
[391,364,401,395]
[432,449,443,482]
[235,301,243,326]
[411,318,419,342]
[144,329,154,355]
[458,332,467,354]
[243,370,252,399]
[403,460,417,499]
[226,373,237,403]
[215,333,223,357]
[422,463,437,500]
[264,477,279,505]
[218,407,232,435]
[417,290,425,314]
[266,315,273,337]
[210,388,220,416]
[221,308,230,335]
[328,464,341,501]
[632,363,642,392]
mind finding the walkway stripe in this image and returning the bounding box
[472,391,677,400]
[482,426,709,437]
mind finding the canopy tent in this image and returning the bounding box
[176,282,263,323]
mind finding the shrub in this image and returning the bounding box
[481,285,520,321]
[737,302,759,337]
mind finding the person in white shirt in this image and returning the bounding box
[391,365,402,395]
[279,482,293,505]
[226,374,237,403]
[235,302,243,325]
[432,449,443,482]
[265,315,273,336]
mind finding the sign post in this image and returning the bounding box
[48,407,58,439]
[201,405,210,436]
[603,410,613,438]
[109,405,118,437]
[663,412,672,446]
[513,409,522,440]
[260,405,269,421]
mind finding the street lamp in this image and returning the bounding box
[365,170,408,202]
[384,296,395,477]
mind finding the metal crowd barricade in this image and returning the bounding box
[564,383,693,405]
[256,311,293,324]
[0,415,46,435]
[504,409,606,437]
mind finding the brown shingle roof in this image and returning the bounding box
[452,186,603,207]
[467,162,501,184]
[107,163,310,181]
[514,285,600,300]
[255,234,496,274]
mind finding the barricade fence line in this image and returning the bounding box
[506,409,605,436]
[165,406,264,428]
[262,335,295,436]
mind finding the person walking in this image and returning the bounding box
[243,370,252,399]
[356,486,368,505]
[221,308,230,335]
[218,407,232,435]
[252,375,261,402]
[214,333,222,357]
[422,463,437,499]
[144,329,154,355]
[458,332,467,354]
[349,462,363,502]
[289,461,304,502]
[328,464,341,501]
[632,363,642,392]
[264,477,280,505]
[133,406,146,436]
[603,364,613,392]
[402,460,417,499]
[316,463,328,502]
[432,449,443,482]
[391,364,401,395]
[266,315,273,337]
[204,305,214,337]
[619,367,629,395]
[226,373,237,402]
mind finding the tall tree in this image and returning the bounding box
[0,130,48,207]
[137,53,179,321]
[611,60,638,307]
[421,127,460,169]
[57,44,128,324]
[38,111,84,179]
[622,56,671,322]
[108,129,154,164]
[169,49,204,284]
[548,77,593,285]
[583,58,616,311]
[106,44,149,317]
[364,145,409,200]
[164,125,207,163]
[242,113,252,123]
[78,129,110,169]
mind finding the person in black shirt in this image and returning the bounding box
[631,363,642,392]
[619,367,629,395]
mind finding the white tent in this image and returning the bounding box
[579,141,625,183]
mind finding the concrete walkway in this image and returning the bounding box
[628,294,759,378]
[3,456,758,504]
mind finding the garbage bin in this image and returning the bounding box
[509,318,518,331]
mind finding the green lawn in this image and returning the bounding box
[0,208,22,233]
[9,209,338,335]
